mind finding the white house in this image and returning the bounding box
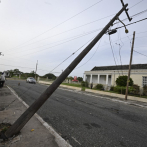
[84,64,147,90]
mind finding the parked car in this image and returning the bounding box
[26,77,36,84]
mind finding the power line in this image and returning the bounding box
[0,63,61,73]
[113,9,147,25]
[3,30,147,71]
[6,28,101,55]
[129,0,144,9]
[49,37,95,73]
[75,37,102,69]
[6,33,147,60]
[115,18,147,30]
[8,0,103,50]
[4,14,114,53]
[109,35,120,75]
[13,32,99,58]
[4,9,147,55]
[134,50,147,57]
[116,21,124,75]
[5,9,147,54]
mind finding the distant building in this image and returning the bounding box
[84,64,147,90]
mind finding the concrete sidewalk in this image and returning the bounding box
[39,80,147,104]
[0,86,71,147]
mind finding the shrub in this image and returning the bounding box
[81,81,85,87]
[81,81,89,87]
[110,86,115,91]
[81,87,85,91]
[116,76,134,87]
[143,85,147,95]
[95,84,103,90]
[113,86,134,94]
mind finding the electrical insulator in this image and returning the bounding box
[108,29,117,35]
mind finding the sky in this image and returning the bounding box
[0,0,147,77]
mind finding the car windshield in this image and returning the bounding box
[29,78,35,80]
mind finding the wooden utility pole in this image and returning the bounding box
[4,4,128,139]
[125,31,135,100]
[35,60,38,80]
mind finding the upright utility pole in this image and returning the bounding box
[0,52,4,56]
[4,4,128,139]
[35,60,38,80]
[125,31,135,100]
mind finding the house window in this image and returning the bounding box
[142,77,147,87]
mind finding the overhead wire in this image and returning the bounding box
[109,35,120,76]
[0,63,61,74]
[75,37,102,69]
[115,18,147,30]
[49,36,95,73]
[7,28,102,55]
[8,0,103,50]
[4,32,147,66]
[6,14,147,59]
[113,9,147,25]
[4,14,114,53]
[116,21,123,75]
[2,31,147,75]
[5,9,147,54]
[129,0,144,9]
[134,50,147,58]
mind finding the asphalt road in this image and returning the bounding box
[6,80,147,147]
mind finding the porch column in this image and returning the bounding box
[106,74,109,85]
[83,74,85,81]
[97,74,100,84]
[90,74,92,83]
[111,75,113,86]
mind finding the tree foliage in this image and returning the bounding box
[95,84,104,90]
[81,81,89,87]
[116,75,133,87]
[77,77,83,82]
[43,73,56,80]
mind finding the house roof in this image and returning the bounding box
[91,64,147,71]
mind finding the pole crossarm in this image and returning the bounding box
[4,4,128,139]
[120,0,132,21]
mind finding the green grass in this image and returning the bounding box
[61,83,82,88]
[106,90,147,99]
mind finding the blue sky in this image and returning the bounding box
[0,0,147,77]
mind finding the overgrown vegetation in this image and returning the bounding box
[94,84,104,90]
[41,73,56,80]
[116,75,133,86]
[81,81,89,87]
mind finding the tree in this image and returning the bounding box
[116,75,133,87]
[77,77,83,82]
[13,69,19,72]
[9,70,14,77]
[43,73,56,80]
[28,71,36,77]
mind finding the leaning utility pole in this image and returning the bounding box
[125,31,135,100]
[4,4,128,139]
[35,60,38,80]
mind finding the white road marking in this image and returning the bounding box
[71,137,81,145]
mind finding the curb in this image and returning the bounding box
[7,86,72,147]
